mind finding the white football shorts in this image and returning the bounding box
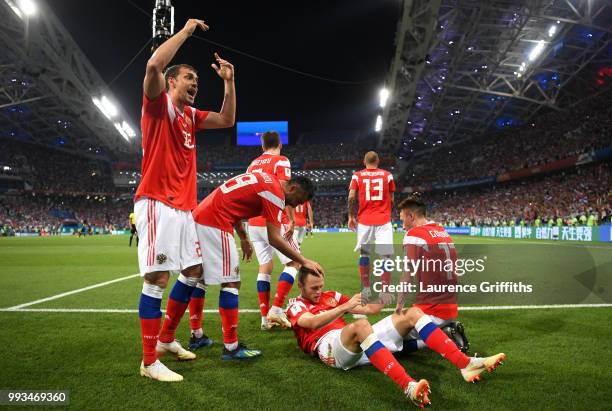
[195,224,240,285]
[134,198,200,277]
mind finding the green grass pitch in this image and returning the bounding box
[1,233,611,410]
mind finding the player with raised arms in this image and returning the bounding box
[192,172,324,359]
[135,18,236,382]
[288,268,506,408]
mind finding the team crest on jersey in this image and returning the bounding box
[156,253,167,265]
[182,130,194,149]
[326,297,338,307]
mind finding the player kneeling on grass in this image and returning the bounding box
[287,269,506,408]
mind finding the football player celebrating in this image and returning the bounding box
[136,18,236,382]
[288,269,506,408]
[348,151,395,303]
[192,172,323,360]
[396,196,469,353]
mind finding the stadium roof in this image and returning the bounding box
[0,0,140,156]
[380,0,612,158]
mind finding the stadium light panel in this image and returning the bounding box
[548,25,557,37]
[375,115,382,132]
[528,40,545,62]
[121,121,136,138]
[114,122,131,141]
[17,0,36,15]
[379,88,389,108]
[92,96,118,120]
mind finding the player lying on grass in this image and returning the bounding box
[287,269,506,408]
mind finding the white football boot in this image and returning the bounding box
[139,360,183,382]
[461,353,506,383]
[156,339,196,361]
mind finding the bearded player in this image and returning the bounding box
[192,172,324,360]
[348,151,395,303]
[288,269,506,408]
[244,132,302,330]
[136,18,236,382]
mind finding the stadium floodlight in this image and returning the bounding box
[17,0,36,15]
[92,95,118,119]
[548,25,557,37]
[379,87,389,108]
[375,114,382,132]
[114,122,134,141]
[121,121,136,138]
[528,40,545,62]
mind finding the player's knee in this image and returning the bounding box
[143,271,170,288]
[403,307,425,328]
[259,261,273,274]
[182,264,203,278]
[222,281,241,290]
[351,318,373,338]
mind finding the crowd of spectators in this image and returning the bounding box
[0,193,132,235]
[405,96,612,187]
[0,139,114,193]
[196,140,388,168]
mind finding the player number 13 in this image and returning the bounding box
[364,178,383,201]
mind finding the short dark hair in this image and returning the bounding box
[261,131,281,150]
[289,176,316,201]
[164,64,197,89]
[397,196,427,217]
[298,266,320,285]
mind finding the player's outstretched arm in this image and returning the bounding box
[297,294,363,329]
[266,220,323,275]
[348,302,384,316]
[200,53,236,129]
[144,18,209,99]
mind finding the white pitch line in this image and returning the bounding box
[1,304,611,313]
[5,273,140,310]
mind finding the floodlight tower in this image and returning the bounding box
[151,0,174,53]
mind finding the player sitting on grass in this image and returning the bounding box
[287,269,506,408]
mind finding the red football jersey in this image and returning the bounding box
[294,201,310,227]
[403,222,458,320]
[135,92,209,211]
[246,153,291,227]
[349,168,395,225]
[193,172,285,232]
[287,291,350,354]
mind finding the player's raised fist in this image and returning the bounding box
[182,19,209,36]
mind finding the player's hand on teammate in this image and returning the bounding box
[240,239,253,262]
[302,259,324,277]
[211,52,234,81]
[181,19,209,36]
[347,216,357,231]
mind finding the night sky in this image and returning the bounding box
[46,0,401,142]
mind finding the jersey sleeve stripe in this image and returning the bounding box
[257,190,286,210]
[334,291,342,302]
[403,235,427,246]
[274,160,291,172]
[165,93,176,123]
[387,174,393,183]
